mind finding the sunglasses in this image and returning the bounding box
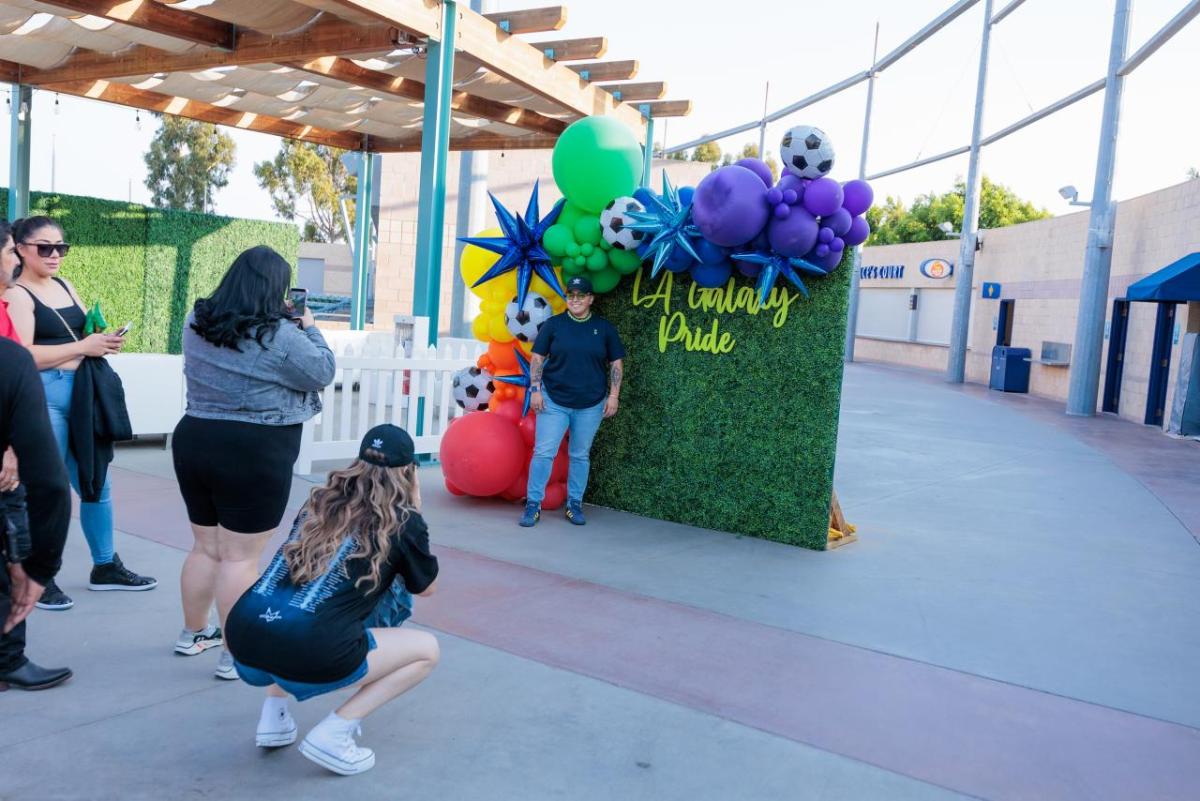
[23,242,71,258]
[566,293,590,301]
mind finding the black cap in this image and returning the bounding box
[359,424,415,467]
[566,276,593,294]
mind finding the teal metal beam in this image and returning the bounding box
[640,104,654,188]
[8,84,32,221]
[412,0,457,346]
[349,150,374,330]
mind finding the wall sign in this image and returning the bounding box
[860,264,905,279]
[919,258,954,279]
[982,282,1002,299]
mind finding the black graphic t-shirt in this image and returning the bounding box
[225,508,438,683]
[531,312,625,409]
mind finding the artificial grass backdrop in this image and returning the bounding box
[590,255,850,550]
[3,190,298,353]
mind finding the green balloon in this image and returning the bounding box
[589,266,622,294]
[608,247,643,274]
[585,251,609,272]
[598,238,613,251]
[580,243,594,256]
[573,216,602,246]
[574,255,587,267]
[557,201,585,231]
[566,242,581,257]
[560,259,585,276]
[542,224,572,258]
[552,116,643,214]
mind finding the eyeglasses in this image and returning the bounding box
[23,243,70,258]
[566,293,590,301]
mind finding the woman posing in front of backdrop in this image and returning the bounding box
[4,216,157,612]
[519,275,626,528]
[172,246,335,680]
[225,425,439,777]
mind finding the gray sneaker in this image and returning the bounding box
[215,649,238,681]
[175,626,223,656]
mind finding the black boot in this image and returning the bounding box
[0,660,72,691]
[88,553,157,591]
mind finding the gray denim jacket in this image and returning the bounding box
[182,313,336,426]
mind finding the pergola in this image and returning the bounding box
[0,0,692,331]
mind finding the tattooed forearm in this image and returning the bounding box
[530,353,545,385]
[609,360,623,396]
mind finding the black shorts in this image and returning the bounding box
[172,415,302,534]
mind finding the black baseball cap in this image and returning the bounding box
[359,424,415,467]
[566,276,593,294]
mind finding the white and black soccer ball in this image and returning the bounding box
[599,196,647,251]
[504,292,553,343]
[781,125,835,179]
[452,366,494,412]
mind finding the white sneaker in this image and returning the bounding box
[174,626,223,656]
[256,700,297,748]
[214,649,238,681]
[299,714,375,776]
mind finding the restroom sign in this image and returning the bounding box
[982,282,1002,299]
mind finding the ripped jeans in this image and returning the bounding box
[364,578,413,629]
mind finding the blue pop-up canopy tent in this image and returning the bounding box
[1126,253,1200,302]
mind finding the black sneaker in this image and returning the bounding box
[35,579,74,611]
[88,553,157,592]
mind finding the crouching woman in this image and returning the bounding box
[225,424,439,776]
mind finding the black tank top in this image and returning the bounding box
[19,277,86,346]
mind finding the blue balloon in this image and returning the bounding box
[694,237,730,265]
[664,244,696,273]
[678,186,695,207]
[690,259,733,288]
[633,187,658,209]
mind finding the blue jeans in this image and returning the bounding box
[41,369,115,566]
[526,392,605,505]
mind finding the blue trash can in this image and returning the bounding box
[990,346,1031,392]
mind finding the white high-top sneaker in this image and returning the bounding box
[255,698,297,748]
[300,713,375,776]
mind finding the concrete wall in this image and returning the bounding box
[297,241,352,295]
[372,150,712,335]
[854,179,1200,429]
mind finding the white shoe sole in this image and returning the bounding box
[256,724,297,748]
[214,666,238,681]
[35,601,73,611]
[88,581,158,592]
[299,739,375,776]
[174,639,222,656]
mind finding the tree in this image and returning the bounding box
[739,143,779,183]
[866,175,1051,245]
[668,149,689,161]
[692,142,721,163]
[254,141,357,242]
[144,116,236,212]
[1187,167,1199,180]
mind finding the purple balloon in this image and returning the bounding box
[782,189,798,205]
[693,166,771,248]
[766,187,783,206]
[830,237,845,253]
[843,215,871,247]
[815,248,844,271]
[842,179,875,217]
[736,260,763,278]
[735,158,774,188]
[774,204,791,220]
[691,259,734,288]
[766,206,819,258]
[815,243,831,258]
[802,177,844,217]
[824,207,853,237]
[818,226,834,244]
[748,230,771,252]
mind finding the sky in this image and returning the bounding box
[2,0,1197,224]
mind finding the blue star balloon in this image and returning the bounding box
[730,251,828,306]
[493,345,534,417]
[458,180,566,307]
[623,172,702,278]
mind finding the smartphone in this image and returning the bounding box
[114,321,133,337]
[288,287,308,318]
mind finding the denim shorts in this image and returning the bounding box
[233,630,377,702]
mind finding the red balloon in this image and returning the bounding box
[550,439,569,483]
[445,479,466,496]
[543,481,567,510]
[517,413,537,448]
[439,410,527,497]
[502,469,529,502]
[491,398,522,424]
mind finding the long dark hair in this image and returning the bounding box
[12,216,63,245]
[191,246,291,350]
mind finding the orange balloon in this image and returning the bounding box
[488,340,520,372]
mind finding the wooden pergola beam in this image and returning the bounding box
[376,132,559,152]
[289,56,567,136]
[325,0,646,130]
[0,59,19,83]
[482,6,566,35]
[22,18,401,85]
[598,81,666,103]
[41,78,397,151]
[567,60,638,82]
[524,36,606,62]
[641,100,692,118]
[35,0,236,49]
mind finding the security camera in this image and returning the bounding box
[1058,185,1078,201]
[938,221,955,235]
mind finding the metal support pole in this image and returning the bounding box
[1067,0,1132,416]
[8,84,32,221]
[641,112,655,188]
[945,0,994,384]
[757,81,769,159]
[349,151,374,330]
[844,24,880,363]
[412,0,457,346]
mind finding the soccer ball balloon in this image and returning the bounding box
[452,366,494,412]
[781,125,835,180]
[504,292,553,343]
[599,196,647,251]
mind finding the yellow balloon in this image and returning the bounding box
[488,313,514,342]
[471,313,491,342]
[549,295,567,314]
[480,297,503,315]
[460,227,503,298]
[487,282,514,303]
[530,266,566,301]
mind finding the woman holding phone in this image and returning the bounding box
[4,216,157,612]
[172,246,334,680]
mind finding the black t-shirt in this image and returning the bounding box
[531,312,626,409]
[226,508,439,684]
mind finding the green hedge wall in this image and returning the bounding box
[2,190,298,353]
[589,254,851,550]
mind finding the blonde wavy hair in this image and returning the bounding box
[283,457,420,594]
